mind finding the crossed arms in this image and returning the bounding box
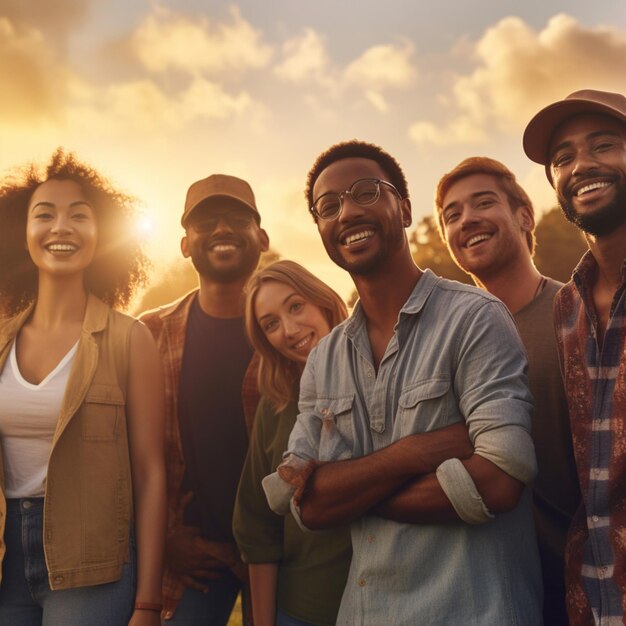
[296,422,525,529]
[264,301,537,531]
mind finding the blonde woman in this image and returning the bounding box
[233,260,351,626]
[0,150,166,626]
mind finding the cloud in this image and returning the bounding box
[409,116,487,146]
[0,0,89,43]
[274,32,418,115]
[0,17,72,123]
[274,28,330,83]
[345,41,417,88]
[68,77,259,134]
[410,14,626,147]
[131,5,273,75]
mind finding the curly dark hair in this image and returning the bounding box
[305,140,409,221]
[0,148,150,315]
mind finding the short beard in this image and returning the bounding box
[558,180,626,238]
[189,249,260,284]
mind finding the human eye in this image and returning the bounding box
[443,210,459,224]
[352,180,378,204]
[316,194,341,219]
[263,318,278,333]
[193,218,215,233]
[476,198,495,209]
[290,300,304,314]
[550,151,573,168]
[232,213,252,229]
[593,139,618,153]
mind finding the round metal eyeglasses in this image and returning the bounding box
[310,178,401,221]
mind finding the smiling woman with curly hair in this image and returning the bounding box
[0,148,149,316]
[0,149,166,626]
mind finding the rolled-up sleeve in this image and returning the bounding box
[436,299,537,523]
[263,354,322,524]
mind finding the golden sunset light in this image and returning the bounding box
[1,1,625,302]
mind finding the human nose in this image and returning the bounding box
[459,206,478,230]
[571,147,599,178]
[338,191,365,223]
[283,316,301,338]
[211,216,235,234]
[50,214,72,234]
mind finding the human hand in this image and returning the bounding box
[128,608,161,626]
[165,526,232,592]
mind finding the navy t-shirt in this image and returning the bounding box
[178,295,252,541]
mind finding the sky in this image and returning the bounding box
[1,0,625,300]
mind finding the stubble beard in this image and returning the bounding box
[558,177,626,238]
[189,247,261,284]
[325,214,406,277]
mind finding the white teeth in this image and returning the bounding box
[293,335,311,350]
[212,244,237,252]
[466,233,492,248]
[576,182,611,196]
[344,230,374,246]
[47,244,77,252]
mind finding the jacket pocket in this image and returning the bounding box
[396,378,450,435]
[80,384,124,441]
[316,394,355,461]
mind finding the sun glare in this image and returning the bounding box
[135,214,155,238]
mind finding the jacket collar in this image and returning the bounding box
[0,294,110,366]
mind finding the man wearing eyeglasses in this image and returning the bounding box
[141,175,269,624]
[264,141,542,624]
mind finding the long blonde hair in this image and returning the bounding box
[245,260,348,411]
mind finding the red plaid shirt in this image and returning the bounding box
[140,290,260,621]
[555,252,626,625]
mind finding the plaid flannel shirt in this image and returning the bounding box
[554,251,626,626]
[140,290,260,622]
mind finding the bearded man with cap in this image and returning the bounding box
[524,89,626,626]
[140,175,269,624]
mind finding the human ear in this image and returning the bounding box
[517,206,535,232]
[401,198,412,228]
[180,235,190,258]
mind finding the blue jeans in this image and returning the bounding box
[164,574,240,625]
[0,498,136,626]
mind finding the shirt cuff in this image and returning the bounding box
[262,472,294,516]
[436,458,494,524]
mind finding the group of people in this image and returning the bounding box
[0,87,623,626]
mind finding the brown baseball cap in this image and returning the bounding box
[523,89,626,168]
[181,174,259,227]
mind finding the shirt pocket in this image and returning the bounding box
[316,394,354,461]
[80,384,124,441]
[396,378,450,436]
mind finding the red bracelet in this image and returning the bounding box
[134,602,163,612]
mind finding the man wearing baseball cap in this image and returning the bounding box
[524,89,626,625]
[141,175,269,624]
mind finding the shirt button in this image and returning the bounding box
[592,515,599,523]
[367,534,376,543]
[23,500,32,510]
[358,578,366,587]
[53,575,64,583]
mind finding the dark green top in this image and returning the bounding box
[233,395,352,626]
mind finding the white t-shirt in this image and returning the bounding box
[0,340,78,498]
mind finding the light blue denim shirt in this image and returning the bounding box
[266,270,543,625]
